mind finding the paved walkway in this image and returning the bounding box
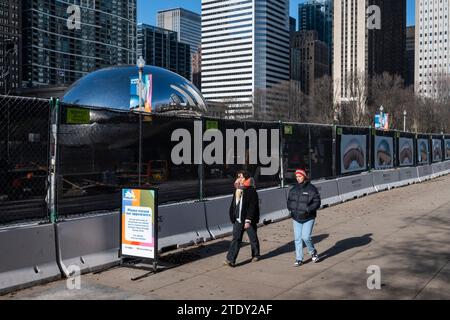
[2,175,450,300]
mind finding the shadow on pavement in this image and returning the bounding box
[259,234,329,261]
[318,233,373,262]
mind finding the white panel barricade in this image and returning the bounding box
[337,173,376,202]
[372,169,401,191]
[431,162,446,178]
[55,213,120,276]
[158,201,211,251]
[258,187,290,224]
[312,179,342,207]
[417,165,433,182]
[0,224,61,294]
[204,195,234,239]
[398,167,420,186]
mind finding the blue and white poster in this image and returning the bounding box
[130,74,153,112]
[375,136,394,169]
[399,138,414,167]
[432,139,443,162]
[340,134,367,174]
[417,139,429,164]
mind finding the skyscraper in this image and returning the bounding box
[201,0,290,118]
[137,24,191,81]
[405,26,415,87]
[21,0,136,88]
[298,0,333,47]
[0,0,21,94]
[290,17,297,33]
[192,46,202,90]
[333,0,406,104]
[298,0,333,74]
[157,8,201,57]
[415,0,450,98]
[291,30,329,96]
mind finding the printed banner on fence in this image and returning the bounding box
[121,188,157,259]
[130,74,153,112]
[446,139,450,160]
[417,139,429,165]
[374,136,394,169]
[340,134,367,174]
[432,139,443,162]
[399,137,414,166]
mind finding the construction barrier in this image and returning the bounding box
[158,201,211,251]
[372,169,401,191]
[417,165,433,182]
[397,167,420,186]
[0,224,61,294]
[431,162,446,178]
[312,179,342,208]
[337,173,376,202]
[258,187,290,224]
[55,213,120,276]
[204,195,233,239]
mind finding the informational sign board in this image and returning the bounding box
[66,107,90,124]
[120,188,158,260]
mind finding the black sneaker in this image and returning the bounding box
[252,256,260,262]
[293,260,303,267]
[311,250,320,263]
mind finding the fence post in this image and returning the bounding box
[279,120,284,188]
[199,117,204,201]
[48,97,60,223]
[332,125,337,177]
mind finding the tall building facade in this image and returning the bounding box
[298,0,333,74]
[21,0,136,88]
[298,0,332,45]
[415,0,450,98]
[0,0,21,94]
[333,0,406,104]
[192,46,202,90]
[201,0,290,118]
[137,24,191,80]
[405,26,415,87]
[290,17,297,33]
[157,8,201,57]
[291,30,329,96]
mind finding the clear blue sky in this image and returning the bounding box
[138,0,416,26]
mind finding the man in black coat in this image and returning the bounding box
[224,170,260,267]
[287,168,321,266]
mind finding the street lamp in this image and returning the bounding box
[403,110,407,132]
[137,56,146,112]
[136,56,145,186]
[379,105,384,129]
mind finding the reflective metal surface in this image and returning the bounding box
[63,66,207,116]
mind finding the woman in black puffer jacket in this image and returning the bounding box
[287,168,321,267]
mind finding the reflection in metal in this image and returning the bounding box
[62,65,207,116]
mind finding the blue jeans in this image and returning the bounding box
[293,219,316,261]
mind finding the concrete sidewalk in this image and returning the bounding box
[2,175,450,300]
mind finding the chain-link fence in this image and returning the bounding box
[0,95,50,225]
[1,96,448,225]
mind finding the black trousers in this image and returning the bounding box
[226,221,260,263]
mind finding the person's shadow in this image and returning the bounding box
[260,234,329,261]
[318,233,373,262]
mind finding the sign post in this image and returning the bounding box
[119,187,158,276]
